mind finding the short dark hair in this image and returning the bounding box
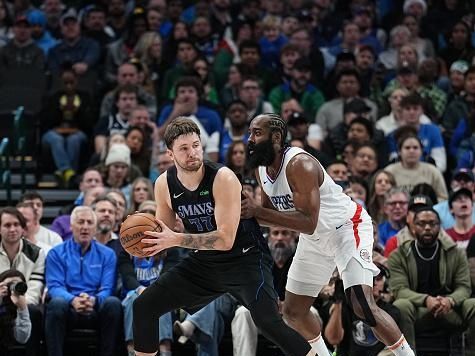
[19,190,44,203]
[465,65,475,78]
[226,99,247,111]
[397,133,423,151]
[115,84,138,102]
[349,117,374,138]
[335,68,361,86]
[16,201,38,220]
[164,117,201,149]
[174,76,203,98]
[400,93,424,108]
[0,207,27,229]
[239,40,261,55]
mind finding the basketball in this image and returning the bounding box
[119,213,161,258]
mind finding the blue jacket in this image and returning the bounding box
[46,239,117,305]
[47,37,100,73]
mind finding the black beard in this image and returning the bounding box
[247,138,276,169]
[415,233,438,247]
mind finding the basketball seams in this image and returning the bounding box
[119,213,162,255]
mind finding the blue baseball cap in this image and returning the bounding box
[27,9,47,27]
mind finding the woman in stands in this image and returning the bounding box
[367,170,397,224]
[128,177,154,215]
[125,126,150,177]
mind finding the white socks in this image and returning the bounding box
[388,334,415,356]
[308,333,331,355]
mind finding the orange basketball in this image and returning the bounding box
[119,213,161,258]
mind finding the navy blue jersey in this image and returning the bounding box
[167,161,267,259]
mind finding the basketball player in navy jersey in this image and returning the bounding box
[132,117,316,356]
[241,113,415,356]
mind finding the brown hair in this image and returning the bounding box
[163,117,201,149]
[0,207,27,229]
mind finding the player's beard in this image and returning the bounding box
[247,138,276,169]
[176,158,203,172]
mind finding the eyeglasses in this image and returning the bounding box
[386,201,408,207]
[356,153,376,161]
[414,221,440,228]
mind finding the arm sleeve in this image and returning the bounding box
[26,249,45,305]
[157,105,172,127]
[430,146,447,172]
[13,307,32,344]
[447,249,472,306]
[95,251,117,305]
[45,248,75,304]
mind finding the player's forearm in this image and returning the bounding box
[254,206,316,234]
[176,231,234,251]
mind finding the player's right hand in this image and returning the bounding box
[241,190,257,219]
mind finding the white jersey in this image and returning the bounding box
[258,147,356,236]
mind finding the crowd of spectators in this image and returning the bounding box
[1,0,475,355]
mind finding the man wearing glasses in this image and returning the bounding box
[378,188,409,247]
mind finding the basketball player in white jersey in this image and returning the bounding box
[241,113,415,356]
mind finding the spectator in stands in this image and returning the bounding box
[73,168,104,206]
[219,64,242,108]
[378,25,411,71]
[161,39,200,100]
[146,6,163,33]
[0,269,31,351]
[316,68,378,136]
[438,20,475,75]
[258,15,288,70]
[443,65,475,139]
[467,236,475,296]
[0,15,44,70]
[325,97,372,158]
[41,0,64,39]
[378,188,409,247]
[41,66,92,185]
[445,188,475,250]
[225,141,249,178]
[157,76,222,162]
[434,168,475,229]
[382,55,420,97]
[104,7,148,85]
[376,88,431,136]
[0,207,44,356]
[238,75,274,118]
[16,202,61,254]
[387,93,446,172]
[355,44,376,98]
[329,21,363,57]
[275,44,300,86]
[0,0,13,47]
[384,194,433,257]
[446,60,468,100]
[107,189,128,233]
[95,84,139,154]
[100,62,157,119]
[350,143,379,181]
[190,56,219,104]
[82,5,114,61]
[91,195,122,255]
[47,8,100,76]
[237,39,277,94]
[190,16,219,63]
[128,177,154,215]
[106,0,127,39]
[346,175,370,208]
[416,58,448,119]
[326,160,349,184]
[367,170,397,224]
[101,143,139,206]
[133,31,166,104]
[269,57,325,119]
[385,134,448,200]
[231,227,300,356]
[286,112,331,167]
[45,206,122,356]
[27,9,57,56]
[388,207,475,351]
[219,100,248,163]
[402,13,434,61]
[125,126,150,176]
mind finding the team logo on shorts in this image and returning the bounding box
[359,249,371,263]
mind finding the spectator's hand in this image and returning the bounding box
[72,62,88,75]
[71,296,87,313]
[241,190,258,219]
[433,296,452,317]
[425,296,441,313]
[147,121,160,142]
[10,293,28,310]
[0,283,8,298]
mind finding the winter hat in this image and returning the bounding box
[403,0,427,16]
[105,143,131,166]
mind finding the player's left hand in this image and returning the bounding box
[142,219,178,255]
[241,190,258,219]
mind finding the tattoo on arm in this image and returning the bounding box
[181,232,219,250]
